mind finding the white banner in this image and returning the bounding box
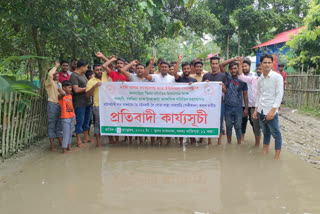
[99,82,221,137]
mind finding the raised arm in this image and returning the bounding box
[46,61,60,85]
[221,56,240,67]
[174,54,183,80]
[119,60,139,79]
[144,57,156,81]
[95,51,109,62]
[100,55,117,75]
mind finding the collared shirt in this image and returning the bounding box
[85,73,110,107]
[45,67,61,103]
[255,71,283,114]
[58,71,70,83]
[238,73,259,106]
[151,73,175,83]
[190,73,204,82]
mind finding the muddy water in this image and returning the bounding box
[0,136,320,214]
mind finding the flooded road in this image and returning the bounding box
[1,135,320,214]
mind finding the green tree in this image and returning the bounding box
[287,0,320,72]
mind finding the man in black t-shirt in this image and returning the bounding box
[173,55,197,146]
[202,56,227,145]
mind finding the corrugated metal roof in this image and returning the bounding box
[251,26,305,49]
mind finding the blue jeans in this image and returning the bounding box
[62,117,75,148]
[75,106,92,134]
[220,103,225,134]
[258,112,282,150]
[225,105,243,139]
[47,102,63,138]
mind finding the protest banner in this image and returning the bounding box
[99,82,222,137]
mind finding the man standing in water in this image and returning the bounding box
[70,60,92,147]
[118,58,154,145]
[202,56,227,145]
[253,53,283,160]
[96,52,129,144]
[144,59,175,145]
[173,55,197,146]
[85,64,110,147]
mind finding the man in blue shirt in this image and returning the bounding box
[224,61,248,144]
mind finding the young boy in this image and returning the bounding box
[58,81,76,153]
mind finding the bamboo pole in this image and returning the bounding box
[9,92,18,153]
[18,102,28,150]
[2,92,8,157]
[13,93,22,152]
[5,92,13,157]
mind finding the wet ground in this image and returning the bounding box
[0,107,319,214]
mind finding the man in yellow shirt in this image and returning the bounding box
[190,61,205,82]
[85,64,110,147]
[45,61,63,151]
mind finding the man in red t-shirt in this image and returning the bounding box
[96,52,129,82]
[58,60,70,83]
[95,52,129,145]
[278,63,287,104]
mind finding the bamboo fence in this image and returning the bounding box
[0,92,47,159]
[285,74,320,110]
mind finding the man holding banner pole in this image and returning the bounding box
[144,57,175,145]
[118,57,155,144]
[173,54,197,146]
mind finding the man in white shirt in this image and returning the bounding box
[253,53,283,160]
[144,60,175,145]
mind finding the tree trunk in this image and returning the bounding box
[32,26,48,95]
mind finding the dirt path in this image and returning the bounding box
[279,107,320,169]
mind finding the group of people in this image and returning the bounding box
[45,51,286,159]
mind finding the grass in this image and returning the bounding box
[283,103,320,118]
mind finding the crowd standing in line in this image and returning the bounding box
[45,52,286,159]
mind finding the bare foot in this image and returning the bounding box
[84,138,92,143]
[255,143,260,147]
[223,130,226,135]
[263,144,269,155]
[50,147,57,152]
[77,143,86,148]
[63,148,72,154]
[96,144,102,148]
[208,138,211,145]
[274,150,281,160]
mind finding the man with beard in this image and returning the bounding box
[58,60,70,83]
[240,58,255,142]
[95,52,128,144]
[224,62,248,144]
[118,58,155,145]
[168,64,175,76]
[144,58,175,145]
[202,56,227,145]
[173,55,197,146]
[68,59,78,75]
[238,61,263,146]
[85,64,111,148]
[146,59,156,74]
